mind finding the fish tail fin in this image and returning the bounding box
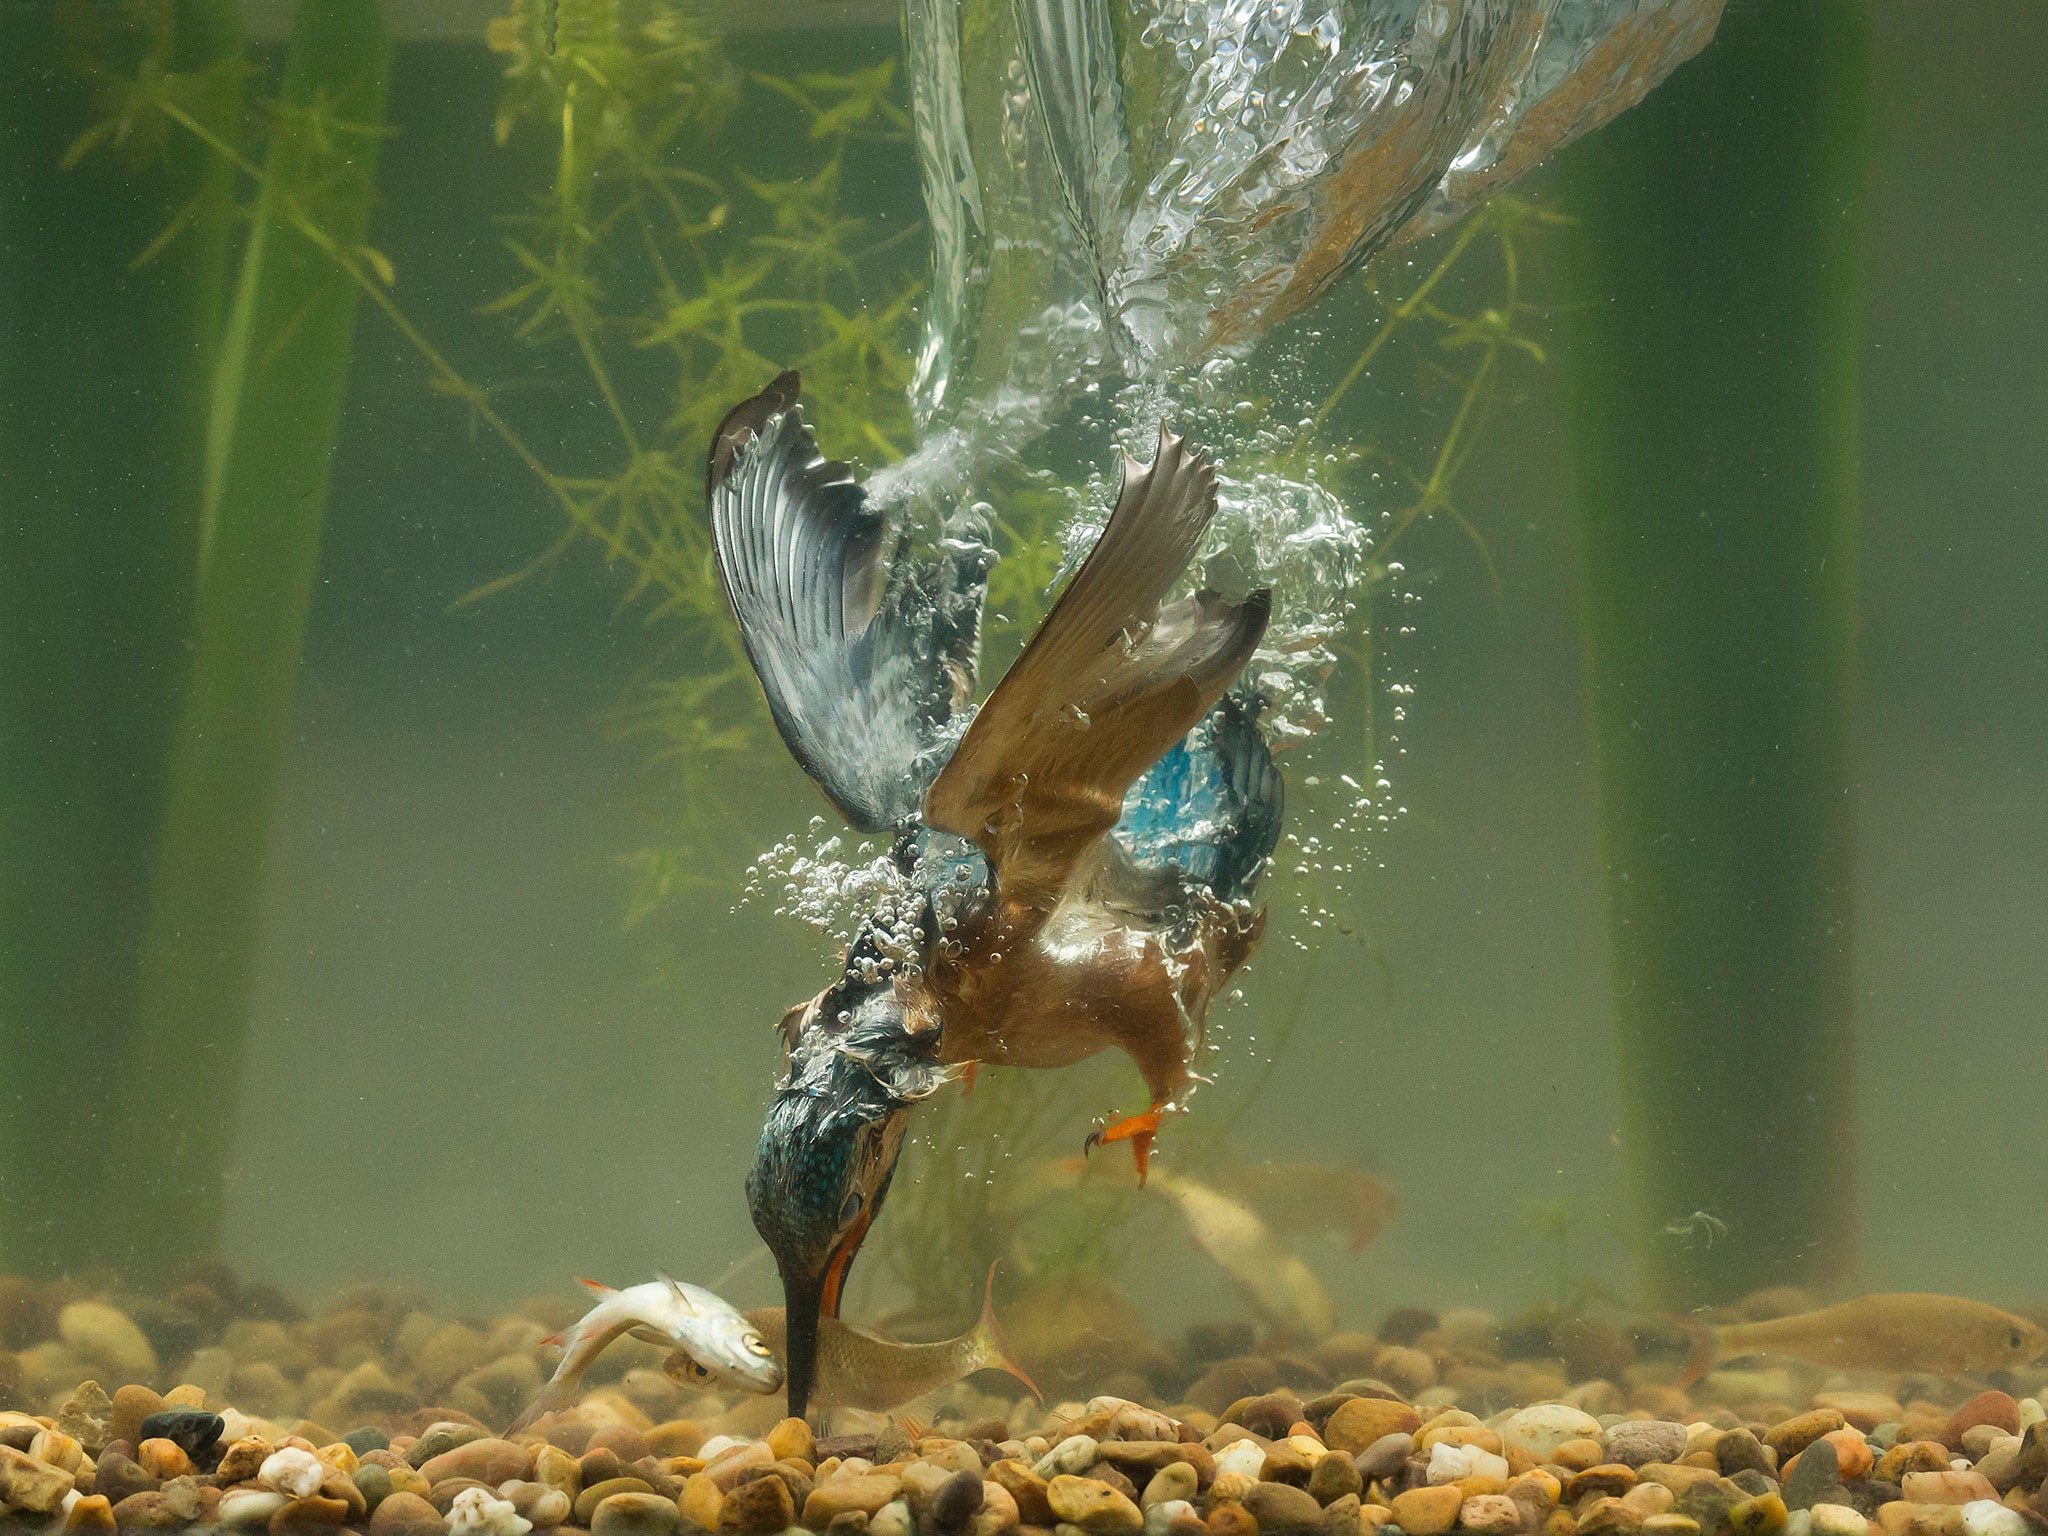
[1671,1312,1718,1389]
[973,1261,1041,1401]
[576,1276,617,1295]
[505,1378,575,1437]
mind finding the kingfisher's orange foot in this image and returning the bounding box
[1084,1106,1165,1185]
[960,1061,979,1095]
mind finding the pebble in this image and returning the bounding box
[1431,1443,1511,1486]
[1356,1432,1415,1483]
[1458,1494,1524,1534]
[1955,1502,2027,1536]
[1783,1437,1841,1510]
[113,1386,166,1448]
[0,1444,77,1512]
[57,1303,159,1382]
[1810,1505,1871,1536]
[1326,1400,1424,1457]
[30,1428,85,1472]
[138,1410,224,1461]
[1768,1415,1848,1464]
[1391,1484,1465,1536]
[1040,1436,1103,1478]
[139,1437,197,1479]
[1899,1472,1997,1506]
[60,1492,118,1533]
[449,1487,533,1536]
[1500,1407,1604,1464]
[1144,1463,1200,1509]
[811,1472,908,1524]
[1308,1452,1362,1505]
[1945,1396,2019,1446]
[420,1440,533,1489]
[591,1491,681,1536]
[1214,1441,1267,1480]
[1241,1480,1325,1533]
[870,1500,914,1536]
[720,1471,797,1533]
[1049,1473,1144,1533]
[368,1492,447,1536]
[1609,1424,1691,1470]
[218,1488,289,1526]
[263,1447,328,1499]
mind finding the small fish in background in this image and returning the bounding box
[745,1266,1038,1413]
[1153,1171,1335,1342]
[1678,1292,2048,1387]
[509,1275,782,1432]
[1208,1161,1399,1254]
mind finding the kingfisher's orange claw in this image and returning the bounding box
[960,1061,979,1095]
[1084,1106,1165,1186]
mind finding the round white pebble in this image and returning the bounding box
[1212,1439,1267,1480]
[449,1487,533,1536]
[257,1446,324,1500]
[1959,1501,2029,1536]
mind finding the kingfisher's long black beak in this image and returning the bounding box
[778,1264,825,1421]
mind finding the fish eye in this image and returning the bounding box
[689,1358,712,1382]
[838,1189,863,1227]
[2010,1329,2025,1349]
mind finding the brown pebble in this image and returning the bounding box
[268,1493,353,1532]
[1875,1445,1951,1484]
[679,1470,724,1530]
[1944,1393,2019,1449]
[1208,1503,1261,1536]
[590,1425,654,1465]
[1764,1414,1845,1464]
[1243,1480,1327,1534]
[577,1477,660,1525]
[1392,1486,1466,1536]
[368,1490,446,1536]
[1326,1401,1423,1458]
[111,1386,165,1450]
[1568,1467,1639,1505]
[61,1492,119,1534]
[1554,1441,1608,1474]
[720,1472,797,1534]
[769,1418,816,1465]
[137,1438,196,1480]
[989,1461,1055,1527]
[1307,1453,1362,1507]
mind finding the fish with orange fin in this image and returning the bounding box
[744,1265,1038,1412]
[509,1275,782,1432]
[1677,1293,2048,1387]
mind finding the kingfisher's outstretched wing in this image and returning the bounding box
[923,427,1270,915]
[706,372,989,832]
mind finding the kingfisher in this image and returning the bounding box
[709,372,1283,1417]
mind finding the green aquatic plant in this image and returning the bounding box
[117,0,395,1280]
[1553,0,1867,1308]
[1,0,392,1280]
[0,0,244,1280]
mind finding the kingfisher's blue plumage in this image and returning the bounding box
[707,373,1283,1417]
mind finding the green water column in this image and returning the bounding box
[1554,3,1869,1307]
[0,1,244,1277]
[113,0,393,1278]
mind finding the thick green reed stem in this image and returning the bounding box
[1553,2,1869,1307]
[0,1,244,1278]
[113,0,393,1279]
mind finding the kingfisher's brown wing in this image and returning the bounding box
[923,427,1270,915]
[706,372,988,832]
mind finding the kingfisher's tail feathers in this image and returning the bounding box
[706,372,989,834]
[924,426,1270,914]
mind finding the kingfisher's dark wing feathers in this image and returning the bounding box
[924,427,1270,915]
[707,372,987,832]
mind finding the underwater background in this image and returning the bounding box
[2,0,2045,1347]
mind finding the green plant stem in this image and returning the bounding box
[1553,1,1868,1307]
[113,0,393,1278]
[0,0,244,1278]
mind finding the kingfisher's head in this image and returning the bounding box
[745,993,950,1418]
